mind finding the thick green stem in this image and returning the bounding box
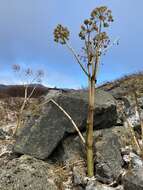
[86,77,95,177]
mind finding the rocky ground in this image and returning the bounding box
[0,73,143,190]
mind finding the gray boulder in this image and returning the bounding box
[123,167,143,190]
[0,155,58,190]
[49,134,85,163]
[95,130,123,184]
[130,152,143,169]
[51,125,129,162]
[14,89,117,159]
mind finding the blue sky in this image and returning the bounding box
[0,0,143,88]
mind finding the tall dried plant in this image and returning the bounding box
[54,6,115,177]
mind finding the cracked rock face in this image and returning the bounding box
[14,89,117,159]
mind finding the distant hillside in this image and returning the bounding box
[0,84,64,98]
[0,85,7,89]
[0,72,143,99]
[98,72,143,98]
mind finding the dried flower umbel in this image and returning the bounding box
[54,24,70,44]
[79,7,113,62]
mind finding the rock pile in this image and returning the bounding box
[14,89,117,159]
[0,88,143,190]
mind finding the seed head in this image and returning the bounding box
[12,64,20,72]
[54,24,70,45]
[91,6,113,28]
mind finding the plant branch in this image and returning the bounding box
[102,37,119,54]
[65,41,89,78]
[94,20,102,79]
[27,85,37,100]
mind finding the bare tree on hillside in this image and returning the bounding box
[12,64,44,136]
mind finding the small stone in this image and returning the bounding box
[0,129,6,140]
[123,167,143,190]
[130,152,143,168]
